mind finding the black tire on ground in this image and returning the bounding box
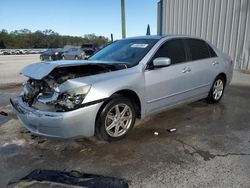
[95,96,136,141]
[206,75,225,104]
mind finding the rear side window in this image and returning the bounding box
[153,39,186,64]
[207,44,217,57]
[185,39,212,61]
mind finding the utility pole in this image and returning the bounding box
[110,33,113,42]
[146,24,151,35]
[121,0,126,38]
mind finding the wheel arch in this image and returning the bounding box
[95,89,142,124]
[217,72,227,83]
[94,89,141,139]
[111,89,141,118]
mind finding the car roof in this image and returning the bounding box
[125,35,164,40]
[124,35,204,41]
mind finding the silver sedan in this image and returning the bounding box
[11,35,233,141]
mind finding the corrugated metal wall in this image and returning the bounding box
[158,0,250,70]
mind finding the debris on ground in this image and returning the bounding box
[9,169,129,188]
[0,111,8,116]
[167,128,177,133]
[80,148,87,153]
[30,135,38,139]
[37,139,47,144]
[19,129,30,135]
[154,132,159,136]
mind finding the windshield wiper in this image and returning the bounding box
[91,63,128,70]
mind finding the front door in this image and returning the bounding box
[145,39,195,114]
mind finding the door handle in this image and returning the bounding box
[213,61,219,65]
[182,67,191,73]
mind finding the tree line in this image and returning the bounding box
[0,29,110,49]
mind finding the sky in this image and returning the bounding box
[0,0,159,40]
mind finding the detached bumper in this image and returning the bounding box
[10,97,102,139]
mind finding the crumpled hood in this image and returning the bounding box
[20,60,102,80]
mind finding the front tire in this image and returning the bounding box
[206,75,225,104]
[95,96,136,141]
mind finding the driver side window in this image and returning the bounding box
[153,39,187,64]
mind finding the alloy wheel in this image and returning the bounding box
[105,103,133,137]
[213,79,224,100]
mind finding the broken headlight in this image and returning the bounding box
[57,85,91,110]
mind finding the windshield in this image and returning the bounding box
[89,39,158,66]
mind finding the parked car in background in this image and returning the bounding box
[62,48,86,60]
[14,50,24,55]
[81,44,96,59]
[11,35,233,141]
[81,43,95,50]
[3,51,10,55]
[40,48,64,61]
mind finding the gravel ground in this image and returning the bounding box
[0,54,40,86]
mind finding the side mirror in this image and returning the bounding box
[153,57,171,68]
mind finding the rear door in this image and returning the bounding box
[183,39,218,96]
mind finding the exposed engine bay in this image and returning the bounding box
[22,63,126,112]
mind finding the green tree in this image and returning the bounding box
[0,29,110,49]
[0,41,6,49]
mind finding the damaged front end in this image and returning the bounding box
[20,62,123,112]
[10,61,127,138]
[22,78,90,112]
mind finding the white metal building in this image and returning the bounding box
[157,0,250,70]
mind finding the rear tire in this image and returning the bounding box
[95,96,136,141]
[206,75,225,104]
